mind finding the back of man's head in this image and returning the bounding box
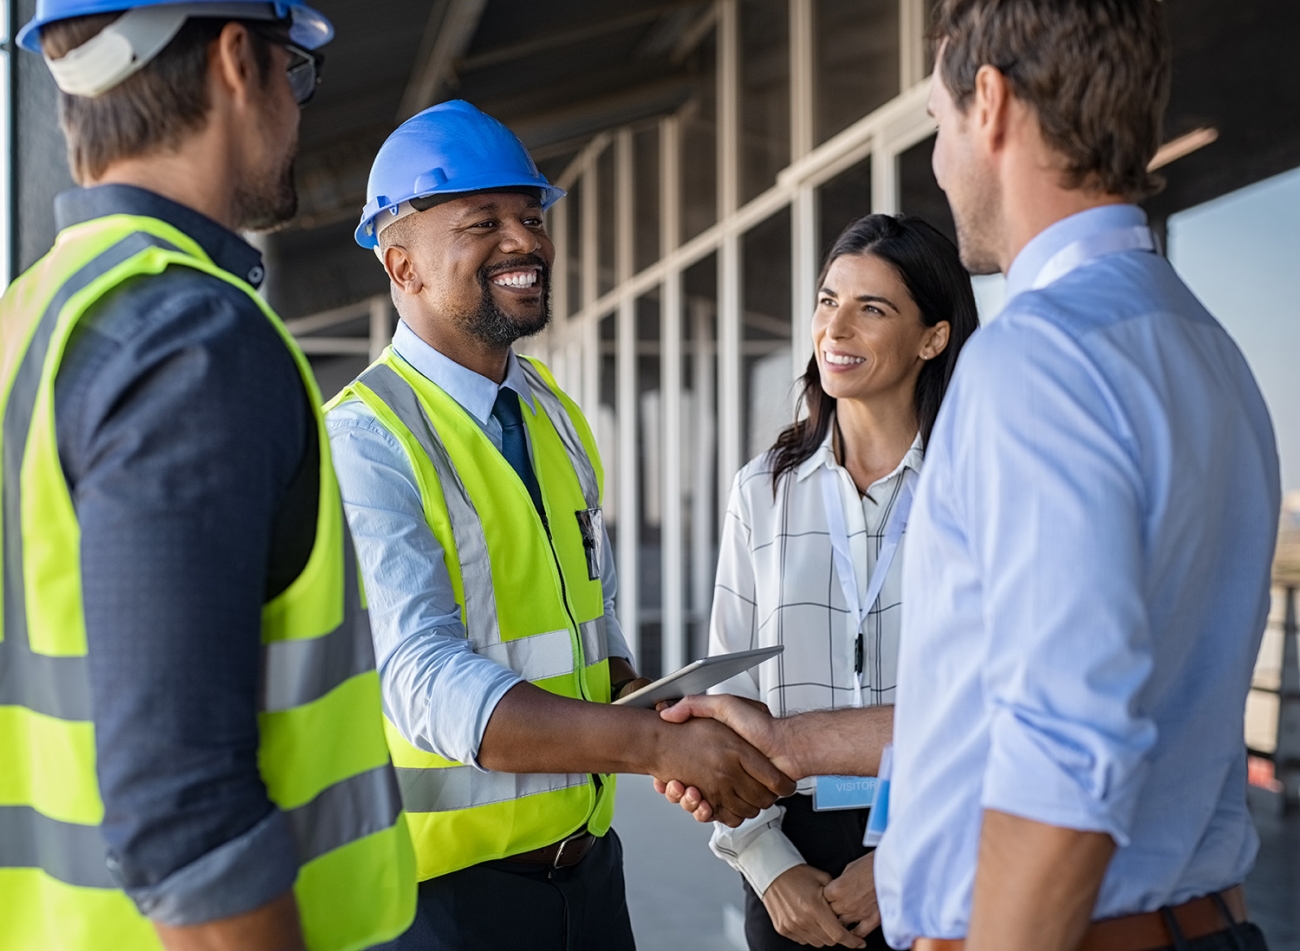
[933,0,1170,201]
[41,15,274,184]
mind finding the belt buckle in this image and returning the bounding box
[551,829,587,868]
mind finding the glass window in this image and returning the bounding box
[683,254,719,659]
[596,313,620,545]
[814,0,899,145]
[597,146,616,297]
[680,29,718,244]
[1167,164,1300,785]
[636,290,664,676]
[898,133,955,245]
[740,0,791,205]
[564,180,583,317]
[1168,166,1300,495]
[741,207,794,462]
[897,134,1006,322]
[817,156,873,262]
[634,125,661,274]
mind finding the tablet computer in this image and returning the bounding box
[612,646,784,709]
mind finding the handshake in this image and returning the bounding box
[647,694,805,828]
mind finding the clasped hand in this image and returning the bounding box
[653,694,800,823]
[762,853,880,948]
[652,706,795,827]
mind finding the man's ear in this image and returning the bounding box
[972,64,1012,156]
[383,245,424,297]
[209,22,261,109]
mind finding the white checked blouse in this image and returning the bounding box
[706,427,924,895]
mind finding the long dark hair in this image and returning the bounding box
[770,214,979,490]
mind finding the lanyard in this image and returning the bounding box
[820,465,917,707]
[1030,225,1156,291]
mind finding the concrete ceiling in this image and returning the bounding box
[267,0,1300,323]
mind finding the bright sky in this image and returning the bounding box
[1168,165,1300,493]
[966,166,1300,496]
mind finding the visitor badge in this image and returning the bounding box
[862,745,893,847]
[813,775,878,811]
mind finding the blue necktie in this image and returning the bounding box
[491,388,545,518]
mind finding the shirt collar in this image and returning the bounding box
[54,184,267,289]
[1004,204,1148,303]
[391,319,536,427]
[794,423,925,484]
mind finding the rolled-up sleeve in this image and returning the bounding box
[326,402,523,766]
[598,521,632,663]
[960,319,1156,845]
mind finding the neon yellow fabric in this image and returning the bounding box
[0,213,415,951]
[331,349,617,881]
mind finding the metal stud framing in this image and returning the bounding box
[288,0,941,677]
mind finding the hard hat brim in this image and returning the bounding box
[18,0,333,53]
[355,181,566,250]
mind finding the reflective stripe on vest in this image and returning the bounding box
[0,216,415,950]
[0,539,377,717]
[1,231,175,722]
[358,363,501,649]
[517,359,600,509]
[0,762,402,889]
[393,765,589,814]
[338,352,615,880]
[358,362,611,677]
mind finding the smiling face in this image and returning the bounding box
[388,190,554,349]
[812,252,949,406]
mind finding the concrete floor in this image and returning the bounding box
[618,775,744,951]
[617,779,1300,950]
[1246,787,1300,951]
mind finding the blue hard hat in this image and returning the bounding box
[17,0,333,54]
[356,100,565,249]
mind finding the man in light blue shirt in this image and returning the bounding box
[660,2,1278,949]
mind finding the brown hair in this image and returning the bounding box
[769,214,979,492]
[41,14,276,183]
[932,0,1171,201]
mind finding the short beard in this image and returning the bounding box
[236,147,299,234]
[461,260,551,348]
[948,169,1003,276]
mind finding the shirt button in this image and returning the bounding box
[248,265,265,284]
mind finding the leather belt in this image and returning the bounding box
[913,885,1247,951]
[506,829,596,869]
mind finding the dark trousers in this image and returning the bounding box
[1154,922,1269,951]
[372,829,636,951]
[742,794,890,951]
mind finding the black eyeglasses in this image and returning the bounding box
[245,23,325,106]
[283,41,324,106]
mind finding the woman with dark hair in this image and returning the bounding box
[706,214,978,950]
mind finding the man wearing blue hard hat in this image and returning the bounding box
[326,99,795,951]
[0,3,415,950]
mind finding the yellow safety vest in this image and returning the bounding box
[329,350,617,881]
[0,212,416,951]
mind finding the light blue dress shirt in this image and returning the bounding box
[326,321,630,767]
[876,205,1280,946]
